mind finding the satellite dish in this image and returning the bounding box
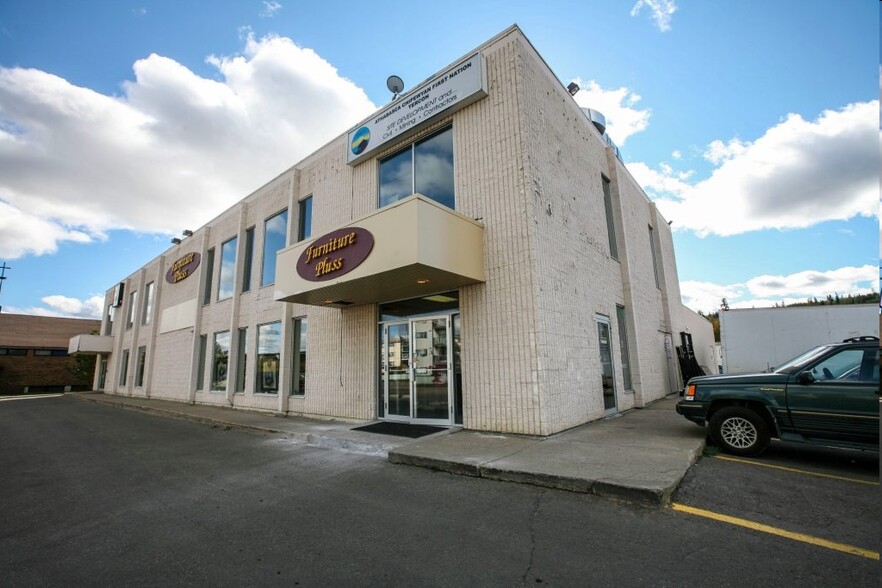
[386,75,404,97]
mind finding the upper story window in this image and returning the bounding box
[126,290,137,330]
[261,209,288,287]
[648,225,660,288]
[217,236,238,301]
[141,281,154,325]
[242,227,255,293]
[202,248,215,305]
[379,126,454,210]
[602,176,618,260]
[298,196,312,242]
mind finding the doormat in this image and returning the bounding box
[352,421,447,439]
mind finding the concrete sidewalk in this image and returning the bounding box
[68,391,705,506]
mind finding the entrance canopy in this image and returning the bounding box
[274,195,485,308]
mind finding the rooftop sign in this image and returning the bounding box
[346,52,487,165]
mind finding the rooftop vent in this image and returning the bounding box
[581,107,607,135]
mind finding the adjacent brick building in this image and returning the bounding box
[0,314,100,394]
[78,26,713,435]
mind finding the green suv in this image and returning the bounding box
[676,336,880,456]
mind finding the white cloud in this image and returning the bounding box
[571,79,650,146]
[6,294,104,319]
[636,101,879,236]
[680,264,878,313]
[630,0,678,32]
[260,2,282,17]
[0,33,376,259]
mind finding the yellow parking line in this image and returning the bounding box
[671,503,879,561]
[714,455,879,486]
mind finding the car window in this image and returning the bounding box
[774,345,831,373]
[809,349,864,382]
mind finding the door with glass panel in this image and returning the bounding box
[383,321,411,421]
[382,316,452,425]
[597,317,618,415]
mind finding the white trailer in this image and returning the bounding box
[719,304,878,374]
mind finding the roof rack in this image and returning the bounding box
[842,336,879,343]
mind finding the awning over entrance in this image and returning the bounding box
[274,195,485,308]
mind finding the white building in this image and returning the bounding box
[76,26,712,436]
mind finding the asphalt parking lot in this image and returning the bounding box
[672,441,879,560]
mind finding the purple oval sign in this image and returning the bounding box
[165,252,201,284]
[296,227,374,282]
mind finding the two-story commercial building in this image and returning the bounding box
[77,25,712,435]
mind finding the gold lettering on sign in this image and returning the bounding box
[304,232,357,265]
[170,253,196,283]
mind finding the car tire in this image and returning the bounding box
[709,406,770,457]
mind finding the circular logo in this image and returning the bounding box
[351,126,370,155]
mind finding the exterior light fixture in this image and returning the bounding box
[416,279,430,284]
[182,230,194,237]
[170,237,182,244]
[567,82,580,96]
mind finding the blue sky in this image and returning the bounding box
[0,0,878,317]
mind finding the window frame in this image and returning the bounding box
[203,248,215,306]
[242,227,255,293]
[378,125,455,210]
[142,281,155,326]
[217,236,238,301]
[261,209,289,288]
[291,317,307,397]
[211,331,231,392]
[126,290,138,330]
[602,175,618,261]
[298,196,312,242]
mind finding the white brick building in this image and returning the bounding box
[78,26,712,436]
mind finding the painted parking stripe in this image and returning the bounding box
[671,503,879,561]
[0,394,65,402]
[714,455,879,486]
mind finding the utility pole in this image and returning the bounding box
[0,262,9,314]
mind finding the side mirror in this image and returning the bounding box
[797,372,815,385]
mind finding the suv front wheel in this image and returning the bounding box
[709,406,770,456]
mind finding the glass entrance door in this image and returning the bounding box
[384,322,411,420]
[597,318,617,415]
[382,316,452,425]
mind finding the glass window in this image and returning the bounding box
[242,227,254,293]
[142,282,154,325]
[135,346,146,387]
[379,127,454,209]
[616,305,632,390]
[261,209,288,287]
[257,322,282,394]
[0,348,28,356]
[602,176,618,260]
[811,349,865,382]
[104,304,114,336]
[211,331,230,391]
[126,290,137,330]
[34,349,67,357]
[196,335,207,390]
[291,318,307,396]
[217,236,237,300]
[203,248,215,305]
[298,196,312,241]
[236,327,248,392]
[649,225,660,288]
[119,349,129,387]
